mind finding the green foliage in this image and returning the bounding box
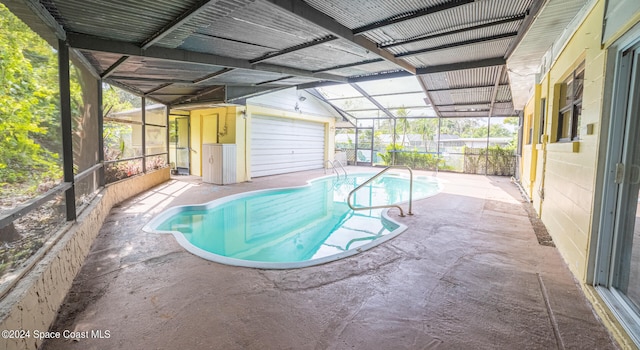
[0,4,62,185]
[378,144,444,170]
[463,144,516,175]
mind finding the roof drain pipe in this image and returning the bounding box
[511,177,532,203]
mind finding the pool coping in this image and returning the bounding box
[142,172,442,269]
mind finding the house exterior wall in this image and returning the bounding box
[189,106,238,177]
[519,1,640,346]
[521,89,538,197]
[521,1,606,280]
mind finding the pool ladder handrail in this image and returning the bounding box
[325,159,348,179]
[347,166,414,217]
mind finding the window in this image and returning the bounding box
[556,63,584,141]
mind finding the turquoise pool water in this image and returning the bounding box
[144,173,442,268]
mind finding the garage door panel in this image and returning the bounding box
[251,153,325,166]
[251,150,325,158]
[252,137,325,145]
[251,115,325,177]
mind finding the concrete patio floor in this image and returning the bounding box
[41,168,618,350]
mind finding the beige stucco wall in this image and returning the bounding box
[0,168,170,350]
[189,107,237,177]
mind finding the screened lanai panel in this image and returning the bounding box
[395,108,437,117]
[328,97,378,112]
[355,76,423,95]
[71,59,101,210]
[372,93,429,109]
[316,85,362,99]
[347,111,391,119]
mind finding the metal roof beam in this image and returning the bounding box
[193,68,235,84]
[140,0,217,49]
[312,59,384,73]
[396,32,518,58]
[488,66,505,117]
[350,83,396,119]
[254,76,294,85]
[263,0,417,74]
[250,35,338,64]
[417,76,442,118]
[108,76,194,84]
[226,85,291,103]
[171,85,224,106]
[428,84,510,93]
[147,92,198,96]
[101,55,130,78]
[103,79,147,98]
[416,58,506,75]
[353,0,474,35]
[144,83,173,96]
[381,14,526,49]
[67,33,347,83]
[307,88,356,127]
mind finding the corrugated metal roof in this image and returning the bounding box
[362,0,531,44]
[194,1,332,50]
[42,0,196,43]
[508,0,592,108]
[385,21,521,54]
[7,0,548,114]
[304,0,450,29]
[261,40,377,72]
[401,37,512,67]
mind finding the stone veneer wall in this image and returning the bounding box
[0,167,170,350]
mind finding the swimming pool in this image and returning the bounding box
[144,172,442,269]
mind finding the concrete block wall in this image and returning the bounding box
[0,167,170,350]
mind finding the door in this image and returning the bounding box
[250,115,325,177]
[355,127,373,166]
[596,42,640,343]
[169,115,190,175]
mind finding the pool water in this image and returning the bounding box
[144,173,442,268]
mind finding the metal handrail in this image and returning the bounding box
[347,166,414,217]
[332,159,347,178]
[325,159,348,179]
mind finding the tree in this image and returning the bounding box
[395,108,411,147]
[413,118,437,152]
[0,4,62,185]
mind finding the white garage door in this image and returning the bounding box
[251,115,325,177]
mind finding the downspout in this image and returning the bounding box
[538,77,551,217]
